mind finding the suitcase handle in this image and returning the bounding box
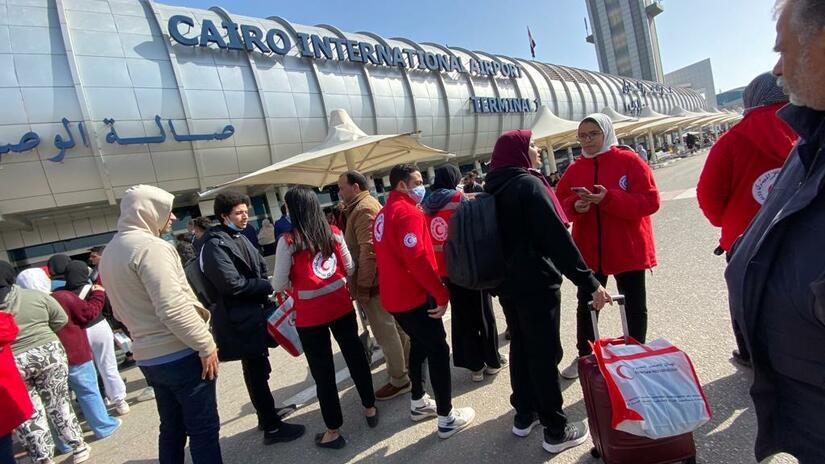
[589,294,626,342]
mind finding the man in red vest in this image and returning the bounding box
[373,164,475,439]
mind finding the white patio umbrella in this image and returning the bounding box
[200,109,451,197]
[530,105,581,147]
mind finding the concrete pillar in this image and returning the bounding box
[426,166,436,185]
[543,147,557,174]
[366,175,377,194]
[277,186,289,205]
[382,175,391,189]
[265,190,281,219]
[566,147,574,165]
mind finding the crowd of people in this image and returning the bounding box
[0,1,823,462]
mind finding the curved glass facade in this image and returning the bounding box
[0,0,706,259]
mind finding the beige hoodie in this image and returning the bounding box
[99,185,216,361]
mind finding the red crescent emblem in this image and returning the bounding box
[615,364,634,380]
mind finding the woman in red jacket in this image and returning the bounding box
[556,113,660,379]
[0,311,34,464]
[271,186,376,449]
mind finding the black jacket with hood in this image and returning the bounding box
[200,224,274,361]
[484,130,599,299]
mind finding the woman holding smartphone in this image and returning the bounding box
[555,113,661,380]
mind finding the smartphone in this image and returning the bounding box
[571,187,591,195]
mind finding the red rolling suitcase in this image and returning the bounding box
[578,295,697,464]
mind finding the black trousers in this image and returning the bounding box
[393,302,453,417]
[0,433,13,464]
[576,270,648,357]
[500,289,567,434]
[447,280,501,371]
[297,311,375,430]
[241,354,281,430]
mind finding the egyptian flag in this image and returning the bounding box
[528,27,537,58]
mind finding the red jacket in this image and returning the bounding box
[0,312,33,436]
[557,146,660,275]
[51,289,105,366]
[373,191,449,312]
[424,191,463,278]
[697,103,797,251]
[287,227,354,327]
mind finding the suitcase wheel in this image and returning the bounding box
[590,447,600,459]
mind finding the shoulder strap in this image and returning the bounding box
[492,175,523,197]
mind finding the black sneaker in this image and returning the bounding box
[263,422,306,445]
[542,421,589,454]
[731,350,752,368]
[512,412,539,437]
[257,406,299,430]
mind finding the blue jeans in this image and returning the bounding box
[54,361,120,454]
[69,361,121,437]
[139,353,223,464]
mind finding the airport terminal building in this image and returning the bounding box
[0,0,707,266]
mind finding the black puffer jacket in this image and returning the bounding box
[200,225,273,361]
[484,167,600,298]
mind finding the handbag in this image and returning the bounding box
[265,293,302,357]
[591,304,711,439]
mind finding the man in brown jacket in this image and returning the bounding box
[338,171,411,400]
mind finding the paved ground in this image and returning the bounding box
[40,150,798,464]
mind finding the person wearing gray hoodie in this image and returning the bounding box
[99,185,222,464]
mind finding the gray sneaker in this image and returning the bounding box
[410,394,438,422]
[560,358,579,380]
[543,421,589,454]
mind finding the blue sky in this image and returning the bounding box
[168,0,779,93]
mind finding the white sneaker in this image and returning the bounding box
[560,358,579,380]
[485,356,508,375]
[471,369,484,382]
[137,387,155,402]
[114,399,131,415]
[410,393,438,422]
[73,444,91,464]
[437,407,476,439]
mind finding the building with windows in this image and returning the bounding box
[717,87,746,110]
[585,0,665,83]
[0,0,706,267]
[665,58,718,109]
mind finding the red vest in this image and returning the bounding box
[287,228,353,327]
[425,191,463,277]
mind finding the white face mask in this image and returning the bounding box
[407,184,426,203]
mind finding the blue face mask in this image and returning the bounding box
[226,222,244,232]
[408,185,426,204]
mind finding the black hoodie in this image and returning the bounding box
[484,167,599,298]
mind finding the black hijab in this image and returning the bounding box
[431,164,462,191]
[0,261,14,302]
[47,254,71,278]
[63,261,90,294]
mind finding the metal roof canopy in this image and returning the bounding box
[199,109,451,198]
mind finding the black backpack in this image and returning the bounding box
[445,177,519,289]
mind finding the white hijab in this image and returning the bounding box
[581,113,619,158]
[16,268,52,294]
